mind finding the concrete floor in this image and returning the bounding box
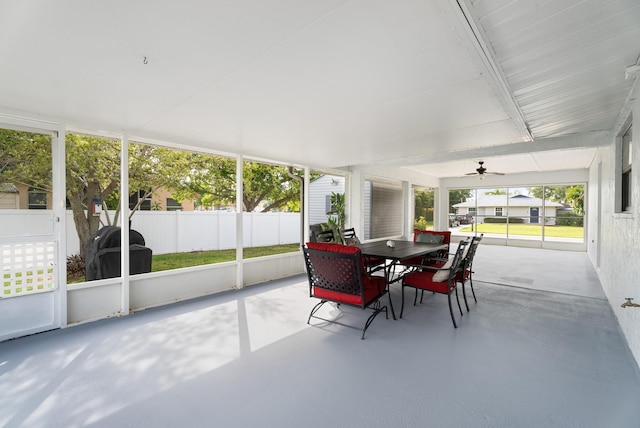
[1,245,639,428]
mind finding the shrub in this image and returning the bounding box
[414,216,429,230]
[556,213,584,227]
[484,217,524,224]
[66,254,86,279]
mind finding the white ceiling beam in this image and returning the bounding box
[354,130,610,171]
[449,0,533,143]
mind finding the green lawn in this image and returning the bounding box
[66,243,301,284]
[151,244,301,272]
[458,223,583,238]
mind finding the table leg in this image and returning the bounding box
[385,261,397,320]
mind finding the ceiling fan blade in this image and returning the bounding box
[464,172,479,176]
[485,171,505,175]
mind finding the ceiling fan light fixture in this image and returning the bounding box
[465,161,504,178]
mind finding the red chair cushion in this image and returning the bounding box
[306,242,366,273]
[363,256,385,269]
[403,270,453,293]
[313,275,385,305]
[399,230,450,267]
[306,241,358,253]
[456,268,471,282]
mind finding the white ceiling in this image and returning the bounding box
[0,0,638,178]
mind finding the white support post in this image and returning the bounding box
[404,182,410,238]
[236,154,243,289]
[120,135,130,315]
[53,125,67,328]
[349,169,364,240]
[436,185,449,231]
[304,167,310,243]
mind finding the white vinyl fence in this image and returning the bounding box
[1,210,301,257]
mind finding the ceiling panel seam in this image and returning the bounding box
[452,0,533,143]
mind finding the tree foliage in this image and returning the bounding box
[1,130,52,191]
[528,185,584,215]
[483,188,508,195]
[2,130,311,258]
[414,189,434,222]
[449,189,473,214]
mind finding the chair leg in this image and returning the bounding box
[361,304,387,340]
[307,300,327,324]
[447,294,458,328]
[470,275,477,303]
[420,290,425,303]
[455,288,463,316]
[461,281,470,312]
[413,288,418,306]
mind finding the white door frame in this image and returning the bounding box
[0,116,65,341]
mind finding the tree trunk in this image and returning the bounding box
[68,192,101,260]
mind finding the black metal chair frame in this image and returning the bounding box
[340,227,386,274]
[312,229,336,243]
[303,246,388,339]
[400,239,469,328]
[341,227,356,243]
[459,234,483,311]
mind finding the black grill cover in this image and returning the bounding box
[85,226,152,281]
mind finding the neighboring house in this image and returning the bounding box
[0,183,19,209]
[130,188,196,211]
[0,183,50,209]
[453,194,564,225]
[0,183,194,211]
[308,174,345,225]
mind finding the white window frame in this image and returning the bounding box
[621,123,632,212]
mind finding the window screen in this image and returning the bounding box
[364,179,403,240]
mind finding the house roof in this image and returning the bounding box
[0,183,19,193]
[453,194,564,208]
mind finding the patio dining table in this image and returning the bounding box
[355,240,448,320]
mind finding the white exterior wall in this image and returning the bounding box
[587,83,640,366]
[308,175,345,225]
[0,192,19,209]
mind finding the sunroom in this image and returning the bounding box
[1,1,639,426]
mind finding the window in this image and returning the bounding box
[364,179,403,240]
[449,185,584,244]
[325,194,333,214]
[166,198,182,211]
[621,124,632,212]
[130,189,152,211]
[28,187,47,209]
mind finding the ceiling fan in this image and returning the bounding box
[465,161,504,179]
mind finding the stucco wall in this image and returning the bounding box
[587,84,640,366]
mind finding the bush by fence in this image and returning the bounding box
[556,212,584,227]
[484,217,525,224]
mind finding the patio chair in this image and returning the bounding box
[341,227,386,273]
[341,227,358,245]
[312,229,336,243]
[303,242,389,339]
[458,234,483,311]
[400,239,469,328]
[397,229,451,271]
